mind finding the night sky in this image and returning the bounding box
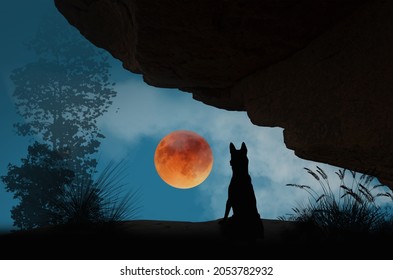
[2,0,390,233]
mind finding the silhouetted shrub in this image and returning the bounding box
[56,159,141,226]
[282,166,393,237]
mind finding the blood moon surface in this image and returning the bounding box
[154,130,213,189]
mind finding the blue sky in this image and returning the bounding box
[1,0,391,233]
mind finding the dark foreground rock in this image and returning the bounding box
[0,219,391,260]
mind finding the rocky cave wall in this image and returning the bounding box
[54,0,393,190]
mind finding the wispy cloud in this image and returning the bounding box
[98,78,343,220]
[98,80,217,143]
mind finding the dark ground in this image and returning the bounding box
[0,219,391,260]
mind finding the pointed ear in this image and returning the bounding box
[230,142,236,153]
[241,142,247,154]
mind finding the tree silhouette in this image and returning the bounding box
[10,17,116,178]
[2,142,74,230]
[2,17,117,229]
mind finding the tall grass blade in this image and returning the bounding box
[305,167,320,181]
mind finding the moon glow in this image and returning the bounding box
[154,130,213,189]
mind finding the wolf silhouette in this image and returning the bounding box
[220,142,264,240]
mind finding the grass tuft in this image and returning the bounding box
[55,159,142,226]
[281,166,393,238]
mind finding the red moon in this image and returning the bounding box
[154,130,213,189]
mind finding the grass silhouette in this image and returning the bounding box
[282,166,393,238]
[56,159,141,227]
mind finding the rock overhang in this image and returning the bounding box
[54,0,393,190]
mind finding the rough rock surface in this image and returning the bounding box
[54,0,393,189]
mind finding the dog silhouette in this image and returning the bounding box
[219,142,264,240]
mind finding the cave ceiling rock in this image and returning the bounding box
[54,0,393,191]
